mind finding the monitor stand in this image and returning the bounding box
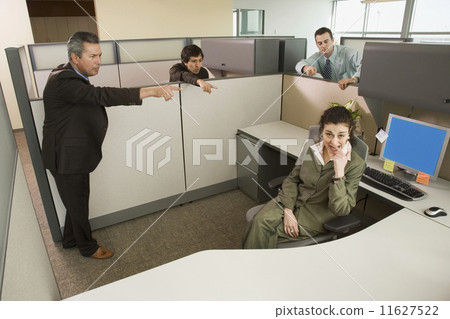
[400,169,417,182]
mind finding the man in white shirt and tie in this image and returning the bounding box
[295,27,362,90]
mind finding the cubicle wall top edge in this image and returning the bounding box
[339,36,413,45]
[28,40,118,71]
[118,58,179,65]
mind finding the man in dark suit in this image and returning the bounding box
[42,31,180,259]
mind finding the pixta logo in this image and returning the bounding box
[126,128,172,176]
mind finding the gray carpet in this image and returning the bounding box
[14,130,256,299]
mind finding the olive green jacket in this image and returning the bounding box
[276,147,366,233]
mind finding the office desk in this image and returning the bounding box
[238,121,450,228]
[68,208,450,301]
[363,156,450,228]
[68,120,450,301]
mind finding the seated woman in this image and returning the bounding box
[243,106,366,249]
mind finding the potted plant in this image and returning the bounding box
[329,99,363,137]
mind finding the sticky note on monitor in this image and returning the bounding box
[416,172,430,185]
[376,129,388,143]
[383,159,395,173]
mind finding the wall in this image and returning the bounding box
[0,0,35,129]
[30,16,98,43]
[234,0,333,56]
[0,84,16,298]
[94,0,233,40]
[281,75,379,155]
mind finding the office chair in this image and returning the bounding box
[245,125,369,248]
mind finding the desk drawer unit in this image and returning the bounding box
[236,134,295,203]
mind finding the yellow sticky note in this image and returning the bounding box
[416,172,430,185]
[383,159,395,173]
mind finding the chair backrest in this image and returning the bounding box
[309,125,321,142]
[352,136,369,161]
[308,125,369,161]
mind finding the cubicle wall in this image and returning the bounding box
[6,47,61,242]
[30,93,185,227]
[281,74,379,153]
[29,74,281,231]
[8,43,283,239]
[29,41,119,97]
[116,38,185,87]
[28,36,306,96]
[339,37,411,57]
[28,38,187,97]
[0,84,18,296]
[181,74,282,191]
[359,42,450,115]
[201,38,279,75]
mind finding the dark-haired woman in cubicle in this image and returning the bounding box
[243,106,366,249]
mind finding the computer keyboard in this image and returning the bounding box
[361,167,427,201]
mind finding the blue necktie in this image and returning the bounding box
[322,58,332,80]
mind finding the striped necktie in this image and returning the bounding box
[322,58,332,80]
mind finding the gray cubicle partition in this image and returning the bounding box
[201,38,280,74]
[29,75,281,232]
[181,74,282,192]
[7,42,284,239]
[116,38,186,87]
[6,47,62,242]
[0,84,18,296]
[29,41,119,97]
[278,38,307,72]
[359,42,450,114]
[29,38,188,95]
[339,37,412,56]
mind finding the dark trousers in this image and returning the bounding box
[51,171,99,256]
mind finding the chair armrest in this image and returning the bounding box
[323,214,361,234]
[268,176,287,189]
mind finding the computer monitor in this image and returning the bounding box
[380,114,450,179]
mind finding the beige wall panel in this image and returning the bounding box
[281,75,378,156]
[30,17,48,43]
[55,17,69,42]
[45,18,59,42]
[94,0,233,40]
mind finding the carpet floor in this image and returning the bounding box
[14,130,256,299]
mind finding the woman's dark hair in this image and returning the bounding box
[67,31,99,61]
[319,106,356,145]
[181,44,204,63]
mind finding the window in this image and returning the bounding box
[410,0,450,43]
[332,0,450,43]
[411,0,450,32]
[366,1,405,33]
[334,0,365,36]
[233,9,265,36]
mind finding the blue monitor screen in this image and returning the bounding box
[381,114,450,178]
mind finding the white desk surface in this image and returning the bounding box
[237,120,309,158]
[68,208,450,301]
[364,156,450,228]
[241,121,450,228]
[68,120,450,301]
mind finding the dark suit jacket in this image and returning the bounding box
[42,63,142,174]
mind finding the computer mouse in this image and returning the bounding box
[424,207,447,217]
